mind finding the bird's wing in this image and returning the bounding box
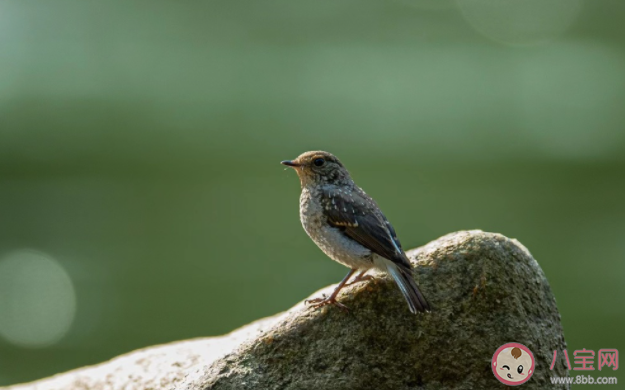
[320,187,412,269]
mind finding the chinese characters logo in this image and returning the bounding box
[492,343,535,386]
[550,348,618,371]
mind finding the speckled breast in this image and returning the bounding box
[299,187,372,270]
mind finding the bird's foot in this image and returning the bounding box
[305,294,349,312]
[345,274,375,286]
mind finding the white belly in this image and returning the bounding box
[299,189,372,270]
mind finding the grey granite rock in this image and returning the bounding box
[4,231,569,390]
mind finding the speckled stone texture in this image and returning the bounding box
[4,231,569,390]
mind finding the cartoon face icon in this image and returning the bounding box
[492,343,535,385]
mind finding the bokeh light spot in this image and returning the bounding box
[457,0,584,46]
[0,250,76,348]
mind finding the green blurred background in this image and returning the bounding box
[1,0,624,386]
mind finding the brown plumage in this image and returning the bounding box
[281,151,430,314]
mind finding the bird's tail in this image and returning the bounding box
[385,261,431,314]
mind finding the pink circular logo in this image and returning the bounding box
[492,343,535,386]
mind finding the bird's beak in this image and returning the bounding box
[281,160,300,167]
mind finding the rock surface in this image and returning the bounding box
[4,231,569,390]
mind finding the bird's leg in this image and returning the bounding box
[305,269,356,312]
[345,270,375,286]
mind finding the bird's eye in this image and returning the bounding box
[313,158,325,167]
[517,365,523,374]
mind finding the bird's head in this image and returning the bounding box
[281,151,351,187]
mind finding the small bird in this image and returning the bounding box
[281,151,430,314]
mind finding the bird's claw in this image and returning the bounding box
[305,295,349,312]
